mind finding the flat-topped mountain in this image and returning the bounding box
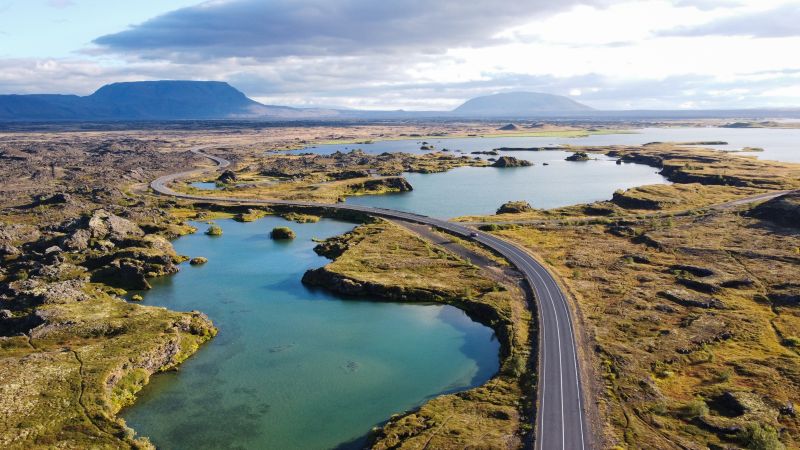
[452,92,593,116]
[0,80,335,121]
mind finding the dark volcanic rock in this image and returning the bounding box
[217,170,238,184]
[747,191,800,228]
[566,151,591,162]
[491,156,532,168]
[329,170,370,180]
[676,277,721,294]
[33,192,73,206]
[670,264,715,277]
[658,289,724,309]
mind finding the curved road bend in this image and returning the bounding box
[151,146,591,450]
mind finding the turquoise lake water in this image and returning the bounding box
[190,181,219,190]
[347,154,665,218]
[122,218,499,450]
[294,127,799,217]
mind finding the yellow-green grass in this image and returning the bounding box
[493,208,799,449]
[0,286,216,449]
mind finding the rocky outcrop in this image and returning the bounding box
[348,177,413,194]
[3,279,90,306]
[217,170,238,184]
[329,170,370,180]
[32,192,74,206]
[676,277,721,294]
[565,151,591,162]
[270,227,296,240]
[747,191,800,228]
[611,190,663,210]
[670,264,715,277]
[658,289,724,309]
[491,156,532,168]
[496,201,534,214]
[497,123,519,131]
[58,210,144,252]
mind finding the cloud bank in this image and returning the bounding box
[93,0,606,60]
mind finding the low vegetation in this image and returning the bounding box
[179,149,486,203]
[455,143,800,448]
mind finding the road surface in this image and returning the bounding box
[151,146,592,450]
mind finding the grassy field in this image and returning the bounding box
[492,198,799,449]
[303,220,534,449]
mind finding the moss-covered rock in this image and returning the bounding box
[496,200,534,214]
[270,226,296,240]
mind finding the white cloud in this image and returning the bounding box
[1,0,800,110]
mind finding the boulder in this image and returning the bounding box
[190,257,208,265]
[83,209,144,242]
[217,170,238,184]
[33,192,73,206]
[59,228,91,251]
[270,227,296,240]
[496,201,534,214]
[91,258,152,290]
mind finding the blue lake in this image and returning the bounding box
[190,181,219,190]
[122,218,499,450]
[294,127,800,217]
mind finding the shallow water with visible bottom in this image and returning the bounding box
[122,217,499,450]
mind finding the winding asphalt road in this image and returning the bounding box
[151,146,591,450]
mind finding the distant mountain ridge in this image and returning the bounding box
[452,92,593,116]
[1,80,799,122]
[0,81,336,121]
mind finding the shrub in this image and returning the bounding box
[205,224,223,236]
[737,423,784,450]
[677,398,708,419]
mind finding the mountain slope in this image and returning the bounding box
[0,81,333,121]
[453,92,593,116]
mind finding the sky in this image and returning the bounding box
[1,0,799,110]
